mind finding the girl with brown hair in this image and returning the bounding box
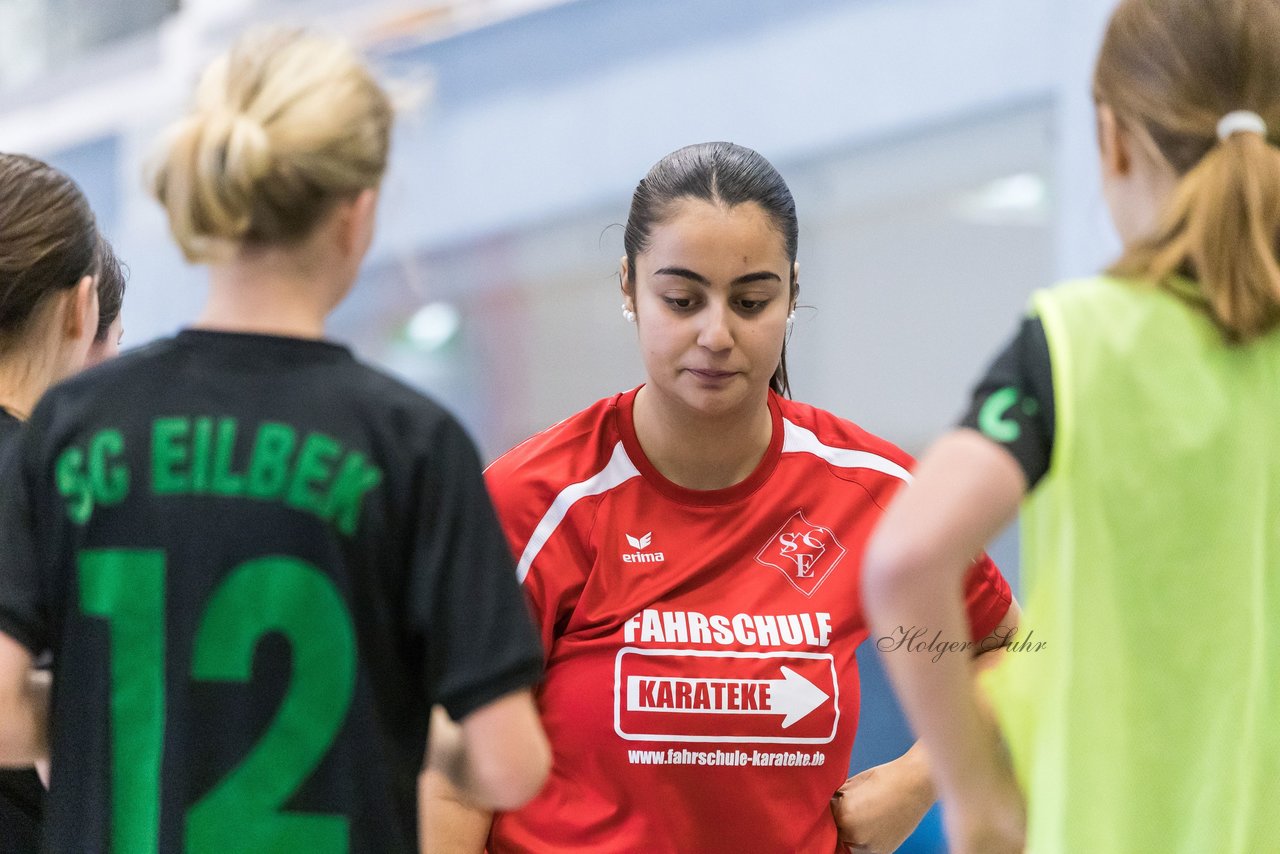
[0,151,105,854]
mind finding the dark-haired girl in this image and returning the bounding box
[425,142,1019,853]
[84,235,127,368]
[0,151,108,854]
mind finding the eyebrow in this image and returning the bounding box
[653,267,782,286]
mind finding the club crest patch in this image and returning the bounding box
[754,510,846,597]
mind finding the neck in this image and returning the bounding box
[198,252,338,340]
[0,352,58,421]
[632,384,774,490]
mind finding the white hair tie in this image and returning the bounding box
[1217,110,1268,141]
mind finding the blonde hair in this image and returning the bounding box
[1097,0,1280,343]
[150,28,392,262]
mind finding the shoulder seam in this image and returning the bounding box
[515,441,641,583]
[779,417,912,483]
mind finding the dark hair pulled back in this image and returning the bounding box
[623,142,799,396]
[0,153,98,347]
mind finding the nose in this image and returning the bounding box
[697,302,734,353]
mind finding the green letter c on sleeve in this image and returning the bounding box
[978,386,1022,443]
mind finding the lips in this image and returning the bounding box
[686,368,737,381]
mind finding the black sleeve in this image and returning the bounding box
[958,316,1056,490]
[0,431,48,655]
[409,415,543,721]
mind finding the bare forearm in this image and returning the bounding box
[887,635,1014,800]
[894,739,936,807]
[868,568,1006,801]
[0,667,49,766]
[426,692,550,812]
[419,767,493,854]
[864,431,1025,803]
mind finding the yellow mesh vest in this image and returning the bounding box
[983,276,1280,853]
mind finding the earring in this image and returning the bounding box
[622,304,636,323]
[786,311,796,330]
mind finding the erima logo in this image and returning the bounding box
[624,532,665,563]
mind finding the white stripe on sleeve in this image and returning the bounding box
[516,442,641,584]
[781,418,913,483]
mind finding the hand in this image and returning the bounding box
[830,756,933,853]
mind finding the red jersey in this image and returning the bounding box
[486,388,1011,853]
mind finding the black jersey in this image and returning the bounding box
[0,409,45,854]
[958,316,1056,489]
[0,330,543,853]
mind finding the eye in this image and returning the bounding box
[737,298,770,313]
[663,296,696,311]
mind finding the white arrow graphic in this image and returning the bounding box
[626,666,830,729]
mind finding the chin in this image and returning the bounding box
[674,378,757,418]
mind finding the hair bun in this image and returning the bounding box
[213,109,272,190]
[152,108,272,251]
[149,27,392,263]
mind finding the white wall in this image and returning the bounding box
[0,0,1123,456]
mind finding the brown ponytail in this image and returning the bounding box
[1096,0,1280,343]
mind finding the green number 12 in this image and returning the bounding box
[79,549,358,853]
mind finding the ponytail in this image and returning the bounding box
[1095,0,1280,344]
[1110,131,1280,342]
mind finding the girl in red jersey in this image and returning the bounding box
[424,142,1020,853]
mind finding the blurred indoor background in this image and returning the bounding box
[0,1,1125,849]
